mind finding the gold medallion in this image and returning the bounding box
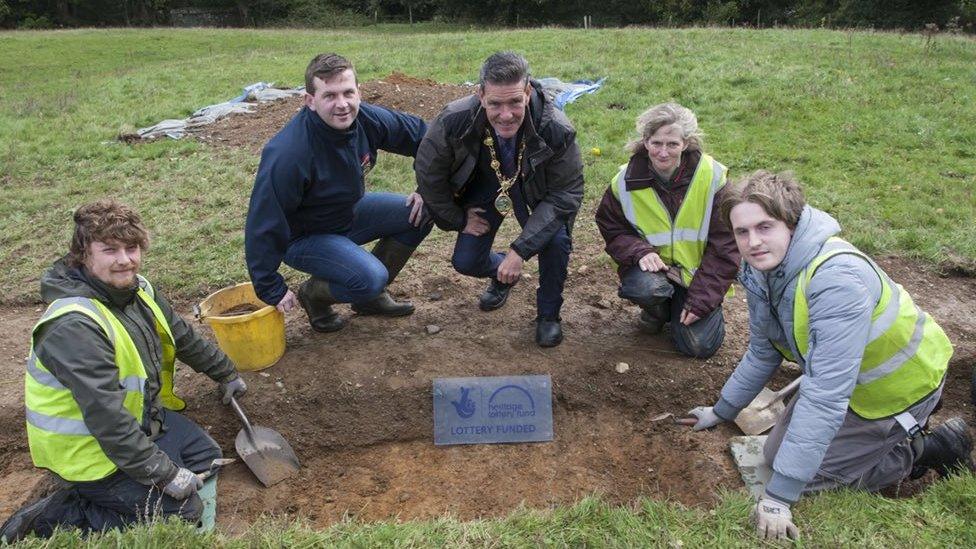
[494,192,513,215]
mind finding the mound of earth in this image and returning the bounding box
[194,72,475,153]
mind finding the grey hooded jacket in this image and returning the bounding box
[712,206,895,503]
[415,80,584,260]
[32,259,238,486]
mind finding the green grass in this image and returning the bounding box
[12,474,976,547]
[1,26,975,302]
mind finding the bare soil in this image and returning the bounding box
[4,76,974,531]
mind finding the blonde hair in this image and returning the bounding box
[625,102,704,154]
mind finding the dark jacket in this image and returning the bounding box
[33,259,238,486]
[245,103,428,305]
[415,80,584,260]
[595,150,740,318]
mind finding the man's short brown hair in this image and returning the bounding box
[720,170,807,231]
[305,53,355,94]
[68,199,149,267]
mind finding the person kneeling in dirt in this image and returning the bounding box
[416,52,584,347]
[685,172,973,540]
[0,200,246,542]
[595,102,739,359]
[245,53,432,332]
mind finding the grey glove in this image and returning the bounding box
[162,467,203,500]
[687,406,724,431]
[752,496,799,540]
[221,375,247,405]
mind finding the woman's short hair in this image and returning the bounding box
[626,102,704,155]
[68,199,149,267]
[720,170,806,231]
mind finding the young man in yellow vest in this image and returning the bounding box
[596,103,739,358]
[686,172,972,540]
[0,200,247,542]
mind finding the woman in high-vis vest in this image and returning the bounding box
[685,171,972,541]
[596,102,739,359]
[1,200,247,542]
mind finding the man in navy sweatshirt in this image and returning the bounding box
[245,53,432,332]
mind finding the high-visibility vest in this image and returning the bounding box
[611,153,731,293]
[774,238,951,419]
[24,275,185,481]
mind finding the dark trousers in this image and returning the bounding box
[618,266,725,358]
[31,410,221,537]
[451,202,571,320]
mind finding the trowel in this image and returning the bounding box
[734,377,802,435]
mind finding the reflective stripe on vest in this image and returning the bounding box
[790,238,951,419]
[611,154,729,290]
[24,276,179,481]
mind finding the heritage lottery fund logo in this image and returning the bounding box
[433,375,553,445]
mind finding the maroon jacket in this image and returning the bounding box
[595,150,740,318]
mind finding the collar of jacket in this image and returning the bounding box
[458,80,554,178]
[303,105,359,145]
[623,150,701,192]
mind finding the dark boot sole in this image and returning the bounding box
[351,305,415,317]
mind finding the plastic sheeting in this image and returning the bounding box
[537,77,606,110]
[135,82,304,140]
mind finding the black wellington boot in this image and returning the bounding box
[637,300,669,335]
[297,277,346,332]
[351,238,418,317]
[914,417,975,478]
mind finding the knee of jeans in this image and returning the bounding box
[451,251,482,277]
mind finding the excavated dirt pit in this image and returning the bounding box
[2,75,974,531]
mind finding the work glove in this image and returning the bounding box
[752,495,799,540]
[220,375,247,405]
[162,467,204,500]
[686,406,724,431]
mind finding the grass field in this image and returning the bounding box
[0,26,975,302]
[1,26,975,546]
[17,479,976,547]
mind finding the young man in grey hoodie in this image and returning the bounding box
[685,171,972,540]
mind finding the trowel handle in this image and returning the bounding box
[772,377,803,404]
[228,395,257,440]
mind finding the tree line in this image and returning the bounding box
[2,0,974,32]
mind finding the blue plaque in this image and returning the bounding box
[433,375,553,445]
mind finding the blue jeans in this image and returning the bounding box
[618,266,726,358]
[32,410,221,536]
[284,192,431,304]
[451,203,571,320]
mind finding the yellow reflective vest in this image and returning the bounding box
[778,238,951,419]
[24,276,184,481]
[611,153,730,292]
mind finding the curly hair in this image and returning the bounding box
[68,199,149,267]
[626,102,704,155]
[720,170,806,231]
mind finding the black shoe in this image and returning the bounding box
[351,291,415,317]
[297,279,345,333]
[915,417,975,477]
[536,318,563,348]
[0,489,71,543]
[636,310,666,334]
[479,279,514,312]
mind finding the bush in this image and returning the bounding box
[17,14,52,29]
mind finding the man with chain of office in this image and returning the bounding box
[416,52,584,347]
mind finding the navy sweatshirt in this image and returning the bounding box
[245,103,427,305]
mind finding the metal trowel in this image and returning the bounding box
[734,377,802,435]
[228,395,301,487]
